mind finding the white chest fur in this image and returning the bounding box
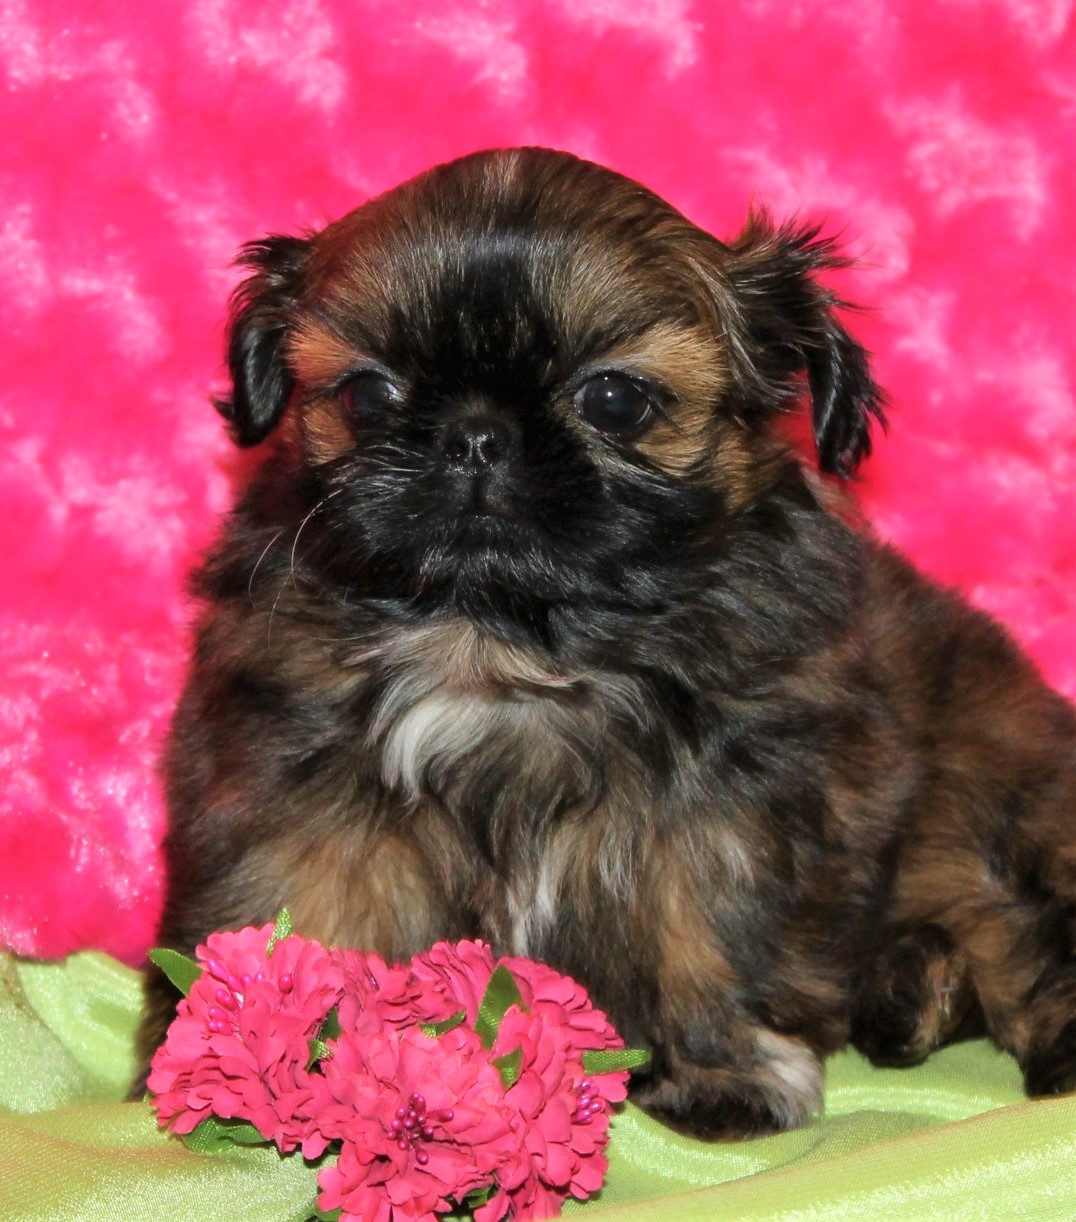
[364,619,590,803]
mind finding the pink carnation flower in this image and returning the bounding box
[408,939,497,1025]
[476,1006,621,1222]
[333,947,426,1036]
[314,1021,517,1222]
[149,929,638,1222]
[148,923,344,1156]
[505,956,630,1081]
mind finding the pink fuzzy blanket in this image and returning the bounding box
[1,2,1073,967]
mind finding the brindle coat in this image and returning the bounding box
[136,148,1076,1136]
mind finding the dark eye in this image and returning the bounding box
[574,373,655,435]
[339,371,398,419]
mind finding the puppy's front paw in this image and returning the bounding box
[634,1077,799,1140]
[633,1030,824,1140]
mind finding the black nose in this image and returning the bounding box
[440,413,517,470]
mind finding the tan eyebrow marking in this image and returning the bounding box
[286,317,362,388]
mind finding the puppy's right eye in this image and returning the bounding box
[339,372,398,419]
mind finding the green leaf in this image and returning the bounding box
[312,1208,342,1222]
[581,1047,652,1075]
[475,966,524,1050]
[492,1046,523,1090]
[182,1115,267,1155]
[463,1184,496,1210]
[148,948,201,997]
[319,1007,341,1042]
[419,1009,467,1038]
[266,908,293,956]
[306,1006,342,1068]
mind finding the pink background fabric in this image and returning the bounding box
[1,2,1074,966]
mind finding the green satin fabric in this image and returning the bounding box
[1,952,1074,1220]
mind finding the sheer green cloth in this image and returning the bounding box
[1,952,1073,1220]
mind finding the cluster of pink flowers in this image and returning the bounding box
[148,923,640,1222]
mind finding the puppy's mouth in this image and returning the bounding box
[453,508,514,537]
[412,493,563,620]
[435,504,531,557]
[439,473,525,540]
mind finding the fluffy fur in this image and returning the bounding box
[136,149,1076,1137]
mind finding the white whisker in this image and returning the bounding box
[289,487,344,576]
[247,529,286,605]
[266,489,345,650]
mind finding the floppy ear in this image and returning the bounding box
[215,234,311,447]
[722,211,885,477]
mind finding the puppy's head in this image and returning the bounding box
[218,149,882,636]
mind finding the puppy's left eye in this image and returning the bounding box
[574,373,655,436]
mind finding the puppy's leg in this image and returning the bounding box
[868,549,1076,1094]
[527,820,830,1140]
[1022,962,1076,1096]
[850,924,979,1067]
[628,870,829,1138]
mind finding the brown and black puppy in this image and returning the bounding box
[137,148,1076,1137]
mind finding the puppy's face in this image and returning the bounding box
[221,149,881,639]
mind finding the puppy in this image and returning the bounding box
[137,148,1076,1137]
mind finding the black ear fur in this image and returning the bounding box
[215,234,310,447]
[723,211,885,478]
